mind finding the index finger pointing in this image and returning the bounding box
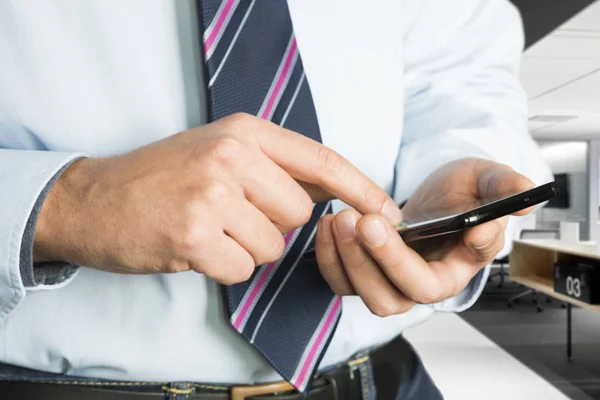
[252,118,402,224]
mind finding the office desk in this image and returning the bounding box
[510,239,600,360]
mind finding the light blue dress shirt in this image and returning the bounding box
[0,0,552,385]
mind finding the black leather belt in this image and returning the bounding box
[0,334,418,400]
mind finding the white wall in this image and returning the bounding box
[539,142,587,172]
[537,141,589,239]
[589,140,600,241]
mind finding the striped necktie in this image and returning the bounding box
[197,0,342,393]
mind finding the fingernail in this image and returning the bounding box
[381,200,403,226]
[359,219,388,248]
[335,213,358,242]
[472,232,495,250]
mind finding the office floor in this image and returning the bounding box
[404,312,569,400]
[459,270,600,400]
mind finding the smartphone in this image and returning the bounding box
[397,181,558,243]
[301,181,558,262]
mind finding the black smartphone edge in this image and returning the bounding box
[398,181,558,242]
[301,181,558,261]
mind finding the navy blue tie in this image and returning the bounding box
[197,0,341,393]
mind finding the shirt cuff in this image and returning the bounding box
[431,264,491,312]
[20,159,82,290]
[0,150,85,322]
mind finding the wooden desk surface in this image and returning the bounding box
[514,239,600,260]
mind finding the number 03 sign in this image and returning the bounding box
[565,276,582,298]
[554,263,598,305]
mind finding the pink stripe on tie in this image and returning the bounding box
[204,0,236,52]
[232,230,297,330]
[260,38,298,120]
[294,297,342,389]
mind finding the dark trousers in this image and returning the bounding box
[372,335,443,400]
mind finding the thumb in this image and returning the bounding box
[479,168,536,216]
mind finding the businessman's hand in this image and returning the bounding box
[34,113,402,284]
[315,158,535,316]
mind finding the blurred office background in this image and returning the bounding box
[519,0,600,243]
[404,2,600,399]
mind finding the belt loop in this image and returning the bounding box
[323,376,339,400]
[347,353,377,400]
[163,382,195,400]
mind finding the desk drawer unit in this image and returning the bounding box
[554,262,600,304]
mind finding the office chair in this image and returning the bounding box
[488,255,509,288]
[507,229,561,312]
